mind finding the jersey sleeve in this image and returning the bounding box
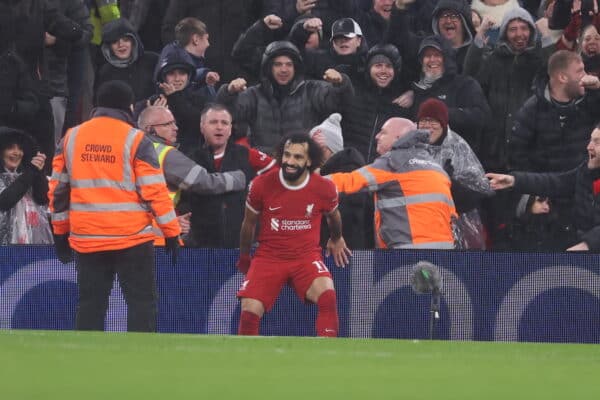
[248,148,276,175]
[321,178,339,214]
[245,174,264,214]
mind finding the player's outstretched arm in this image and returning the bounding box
[325,209,352,267]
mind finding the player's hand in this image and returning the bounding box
[485,173,515,190]
[228,78,247,93]
[326,237,352,268]
[263,14,283,30]
[206,71,220,86]
[323,69,342,85]
[237,253,252,274]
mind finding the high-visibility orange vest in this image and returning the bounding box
[49,116,180,253]
[328,166,456,249]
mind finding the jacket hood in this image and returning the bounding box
[432,0,475,47]
[0,127,37,169]
[260,41,304,85]
[154,45,196,86]
[101,18,143,67]
[392,129,431,150]
[418,35,458,78]
[497,7,537,52]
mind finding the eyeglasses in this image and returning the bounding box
[439,12,461,21]
[419,118,441,127]
[149,120,177,128]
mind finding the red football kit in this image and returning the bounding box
[237,167,339,310]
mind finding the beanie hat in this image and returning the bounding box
[95,80,135,113]
[516,194,535,219]
[368,54,393,69]
[417,98,449,133]
[309,113,343,154]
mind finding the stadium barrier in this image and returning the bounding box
[0,246,598,343]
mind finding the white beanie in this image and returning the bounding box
[309,113,343,154]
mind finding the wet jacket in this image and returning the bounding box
[328,130,456,249]
[411,35,491,155]
[49,107,180,252]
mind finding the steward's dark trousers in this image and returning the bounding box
[75,241,157,332]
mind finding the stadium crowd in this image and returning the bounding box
[2,0,600,254]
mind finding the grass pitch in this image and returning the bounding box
[1,330,599,400]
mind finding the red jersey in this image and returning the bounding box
[246,167,338,260]
[213,147,275,174]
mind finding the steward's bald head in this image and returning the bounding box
[375,118,417,155]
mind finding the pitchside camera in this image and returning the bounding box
[410,261,443,340]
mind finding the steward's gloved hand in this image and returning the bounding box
[53,234,73,264]
[165,236,180,266]
[236,253,252,274]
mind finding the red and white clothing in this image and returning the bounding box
[213,147,275,174]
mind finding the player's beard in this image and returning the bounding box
[281,162,307,182]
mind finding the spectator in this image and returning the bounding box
[431,0,477,71]
[137,105,248,244]
[217,40,354,154]
[0,49,39,132]
[409,35,491,155]
[181,104,275,248]
[302,17,369,81]
[328,118,457,249]
[0,127,52,245]
[350,0,394,46]
[464,6,551,172]
[153,45,210,151]
[510,50,600,248]
[341,43,410,163]
[470,0,524,45]
[416,98,493,249]
[120,0,169,53]
[161,0,251,82]
[496,194,561,251]
[48,80,180,332]
[96,18,159,102]
[236,132,351,336]
[310,113,372,249]
[159,17,220,97]
[558,5,600,76]
[44,0,93,145]
[487,122,600,252]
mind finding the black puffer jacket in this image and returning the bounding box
[96,18,159,102]
[303,37,369,81]
[184,144,255,248]
[510,75,600,173]
[411,35,491,154]
[463,6,547,171]
[341,44,410,163]
[217,41,354,154]
[513,163,600,252]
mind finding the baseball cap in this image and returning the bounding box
[331,18,362,39]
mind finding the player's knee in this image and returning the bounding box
[240,297,265,318]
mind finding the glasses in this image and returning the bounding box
[149,120,177,128]
[419,118,441,127]
[440,12,460,21]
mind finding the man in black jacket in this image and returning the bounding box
[487,123,600,252]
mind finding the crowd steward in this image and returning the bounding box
[1,0,600,253]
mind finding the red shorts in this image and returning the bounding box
[237,254,332,311]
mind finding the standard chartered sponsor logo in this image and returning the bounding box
[270,218,311,231]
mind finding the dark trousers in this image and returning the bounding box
[75,241,157,332]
